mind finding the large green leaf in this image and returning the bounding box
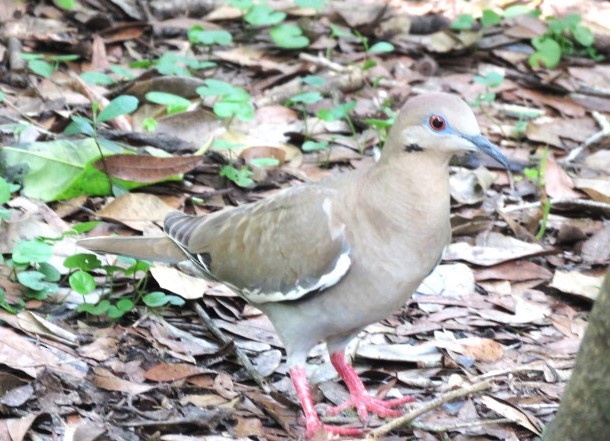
[0,138,145,201]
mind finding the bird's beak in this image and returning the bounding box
[462,134,509,169]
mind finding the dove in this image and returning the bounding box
[79,93,508,437]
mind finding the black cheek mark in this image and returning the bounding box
[404,143,423,152]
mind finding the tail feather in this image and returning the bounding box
[77,236,186,263]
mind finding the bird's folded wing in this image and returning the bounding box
[164,186,352,303]
[77,236,186,263]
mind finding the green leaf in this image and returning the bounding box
[529,37,562,69]
[244,5,286,26]
[81,72,115,86]
[143,291,170,307]
[12,240,53,264]
[188,26,233,46]
[97,95,139,122]
[38,262,61,282]
[70,221,101,234]
[110,65,136,80]
[64,115,95,136]
[288,91,323,105]
[503,5,531,18]
[295,0,326,11]
[302,140,329,152]
[249,157,280,167]
[1,139,147,201]
[473,71,504,88]
[301,75,326,87]
[69,270,97,294]
[573,25,594,47]
[212,140,244,150]
[145,91,191,114]
[54,0,75,10]
[481,9,502,27]
[220,165,254,188]
[0,91,4,103]
[64,253,102,271]
[116,298,135,311]
[78,299,110,315]
[196,79,239,97]
[229,0,252,10]
[28,60,55,78]
[214,99,255,121]
[0,177,11,204]
[368,41,394,53]
[451,14,474,31]
[316,101,356,121]
[523,167,539,180]
[143,117,157,132]
[48,54,79,62]
[270,24,309,49]
[17,271,47,290]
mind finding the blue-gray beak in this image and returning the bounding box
[462,134,509,169]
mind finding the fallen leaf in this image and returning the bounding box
[93,367,155,394]
[93,154,202,183]
[480,395,542,435]
[550,270,605,300]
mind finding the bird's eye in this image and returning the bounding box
[429,115,446,131]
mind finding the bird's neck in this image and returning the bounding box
[369,150,452,213]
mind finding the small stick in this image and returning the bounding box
[369,380,493,438]
[193,303,270,393]
[501,197,610,214]
[561,111,610,164]
[411,417,512,432]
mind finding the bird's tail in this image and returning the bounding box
[77,236,186,263]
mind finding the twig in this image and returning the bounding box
[501,198,610,214]
[299,52,348,73]
[368,380,493,438]
[561,111,610,164]
[193,303,270,393]
[411,417,511,432]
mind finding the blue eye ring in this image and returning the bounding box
[429,115,446,131]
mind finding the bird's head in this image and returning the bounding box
[385,92,509,169]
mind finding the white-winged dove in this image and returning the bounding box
[79,93,508,438]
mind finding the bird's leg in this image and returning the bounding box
[289,366,362,438]
[327,350,414,420]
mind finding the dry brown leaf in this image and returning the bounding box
[356,343,442,365]
[150,265,208,300]
[93,367,155,394]
[436,337,504,362]
[144,363,212,382]
[573,177,610,203]
[550,270,605,300]
[97,193,176,231]
[0,414,38,441]
[480,395,542,435]
[77,337,119,361]
[544,153,581,199]
[0,326,86,379]
[444,233,545,266]
[93,154,201,183]
[474,260,552,282]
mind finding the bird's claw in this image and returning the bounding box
[327,394,414,420]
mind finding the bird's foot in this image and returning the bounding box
[305,420,363,439]
[327,393,414,420]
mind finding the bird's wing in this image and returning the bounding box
[164,186,351,303]
[77,235,186,263]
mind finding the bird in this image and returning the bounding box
[78,93,508,438]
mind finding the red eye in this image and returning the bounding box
[429,115,446,131]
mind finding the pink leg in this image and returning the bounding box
[327,350,414,421]
[289,366,362,438]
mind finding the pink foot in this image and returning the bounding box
[290,366,364,439]
[329,350,414,421]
